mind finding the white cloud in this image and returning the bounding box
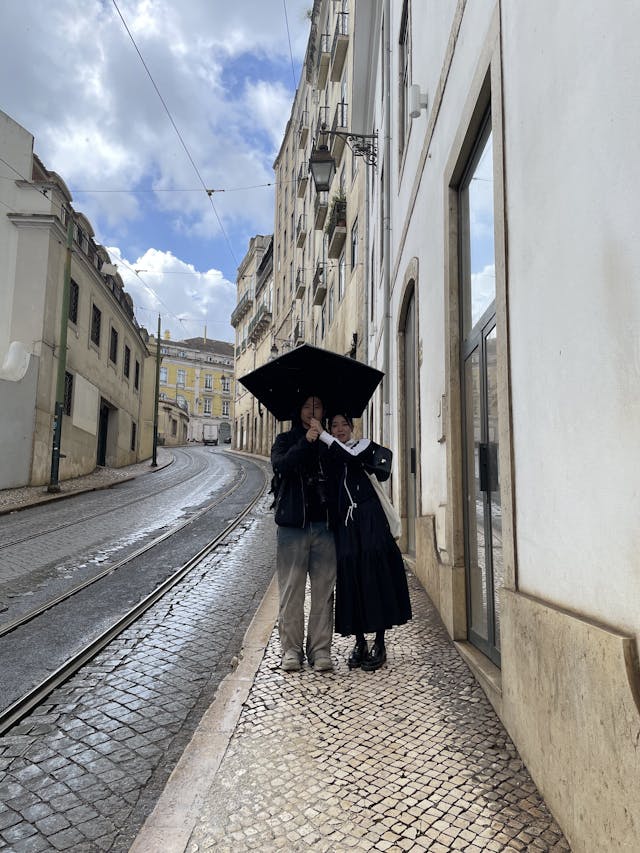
[108,246,237,343]
[0,0,311,335]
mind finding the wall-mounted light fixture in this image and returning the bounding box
[270,336,293,359]
[409,84,428,119]
[308,123,378,193]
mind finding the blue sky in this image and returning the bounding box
[0,0,312,343]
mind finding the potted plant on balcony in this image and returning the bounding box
[325,190,347,235]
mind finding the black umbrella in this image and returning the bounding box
[238,343,384,420]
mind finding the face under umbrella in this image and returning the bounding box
[238,343,384,421]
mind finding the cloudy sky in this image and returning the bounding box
[0,0,312,343]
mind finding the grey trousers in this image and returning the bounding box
[276,522,336,662]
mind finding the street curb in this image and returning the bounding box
[129,574,279,853]
[0,457,174,517]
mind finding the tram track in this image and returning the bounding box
[0,461,249,639]
[0,453,269,736]
[0,446,211,551]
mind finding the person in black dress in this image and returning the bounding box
[310,413,412,671]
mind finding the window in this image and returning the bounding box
[222,401,230,417]
[160,366,168,383]
[321,303,326,338]
[328,285,334,325]
[222,376,230,392]
[398,1,410,157]
[69,279,79,324]
[351,217,358,269]
[124,345,131,378]
[171,419,177,437]
[63,371,73,416]
[204,374,213,390]
[109,327,118,364]
[338,252,346,301]
[204,398,212,415]
[177,369,186,387]
[90,304,101,347]
[134,360,140,390]
[130,421,137,452]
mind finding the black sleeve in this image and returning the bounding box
[326,440,393,482]
[271,431,314,474]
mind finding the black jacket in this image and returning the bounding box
[270,426,331,528]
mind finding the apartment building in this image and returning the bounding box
[230,1,640,848]
[147,333,234,444]
[0,110,152,488]
[352,2,640,850]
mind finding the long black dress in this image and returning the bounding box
[324,436,412,636]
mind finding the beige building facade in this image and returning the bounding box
[0,111,152,488]
[232,1,640,849]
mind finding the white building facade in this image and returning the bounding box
[352,1,640,849]
[0,111,151,488]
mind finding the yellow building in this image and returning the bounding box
[147,334,234,443]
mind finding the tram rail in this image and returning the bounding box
[0,456,268,736]
[0,446,210,551]
[0,462,249,639]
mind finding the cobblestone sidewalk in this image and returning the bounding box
[0,449,173,515]
[133,572,570,852]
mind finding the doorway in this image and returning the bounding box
[97,399,110,466]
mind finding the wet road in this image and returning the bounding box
[0,451,277,852]
[0,447,237,626]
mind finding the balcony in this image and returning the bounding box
[230,291,253,327]
[313,191,328,230]
[326,199,347,259]
[296,213,307,248]
[312,263,327,306]
[330,12,349,82]
[298,110,309,148]
[330,102,348,164]
[248,303,273,343]
[294,319,305,345]
[317,33,330,89]
[296,161,308,198]
[315,106,330,141]
[295,268,306,299]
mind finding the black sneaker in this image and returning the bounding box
[361,643,386,671]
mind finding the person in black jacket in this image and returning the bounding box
[270,395,336,672]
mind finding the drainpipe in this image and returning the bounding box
[382,0,392,447]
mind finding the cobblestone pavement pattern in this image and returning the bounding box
[0,489,276,852]
[185,573,570,852]
[0,455,570,852]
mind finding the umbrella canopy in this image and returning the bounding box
[238,344,384,421]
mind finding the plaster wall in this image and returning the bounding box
[0,114,34,356]
[501,0,640,634]
[0,355,38,488]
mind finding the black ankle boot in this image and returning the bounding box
[361,643,386,671]
[347,639,368,669]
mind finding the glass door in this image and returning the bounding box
[403,289,417,555]
[459,113,502,664]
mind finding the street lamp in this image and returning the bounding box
[308,123,378,193]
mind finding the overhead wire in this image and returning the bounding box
[110,0,239,268]
[282,0,298,90]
